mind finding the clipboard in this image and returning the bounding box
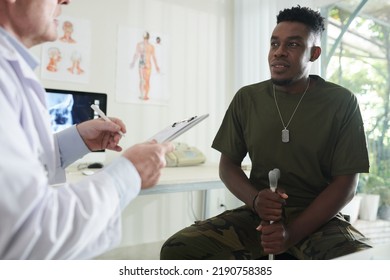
[149,114,209,143]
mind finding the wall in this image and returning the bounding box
[34,0,233,161]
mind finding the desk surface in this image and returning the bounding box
[66,164,231,195]
[160,164,220,184]
[141,164,224,195]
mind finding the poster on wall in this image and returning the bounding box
[116,26,169,105]
[41,16,91,84]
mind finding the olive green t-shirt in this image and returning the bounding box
[212,75,369,207]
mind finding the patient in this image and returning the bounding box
[160,5,372,260]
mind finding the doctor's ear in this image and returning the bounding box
[310,46,321,62]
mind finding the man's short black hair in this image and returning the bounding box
[277,5,325,37]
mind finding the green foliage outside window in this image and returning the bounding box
[325,6,390,205]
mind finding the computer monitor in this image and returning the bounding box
[45,88,108,165]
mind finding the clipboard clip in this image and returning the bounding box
[172,116,197,127]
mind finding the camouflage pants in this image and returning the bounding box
[160,205,372,260]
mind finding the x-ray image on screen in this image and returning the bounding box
[46,93,75,132]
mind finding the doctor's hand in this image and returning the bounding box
[122,140,174,189]
[76,118,126,152]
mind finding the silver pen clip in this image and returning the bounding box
[172,116,197,127]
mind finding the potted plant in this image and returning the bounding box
[357,174,383,221]
[341,195,362,224]
[376,186,390,220]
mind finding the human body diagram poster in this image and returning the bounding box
[41,16,91,84]
[116,27,169,105]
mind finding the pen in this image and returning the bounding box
[90,104,125,137]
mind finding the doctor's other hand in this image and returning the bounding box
[122,141,174,189]
[76,118,126,152]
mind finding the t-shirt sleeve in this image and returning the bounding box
[331,93,370,175]
[212,91,248,163]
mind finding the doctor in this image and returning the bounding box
[0,0,174,259]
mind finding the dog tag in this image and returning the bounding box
[282,129,289,143]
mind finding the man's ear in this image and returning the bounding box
[310,46,321,62]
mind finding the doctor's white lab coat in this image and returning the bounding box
[0,28,141,259]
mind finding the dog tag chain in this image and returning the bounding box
[273,79,310,143]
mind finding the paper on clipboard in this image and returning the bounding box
[149,114,209,143]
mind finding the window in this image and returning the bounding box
[322,0,390,245]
